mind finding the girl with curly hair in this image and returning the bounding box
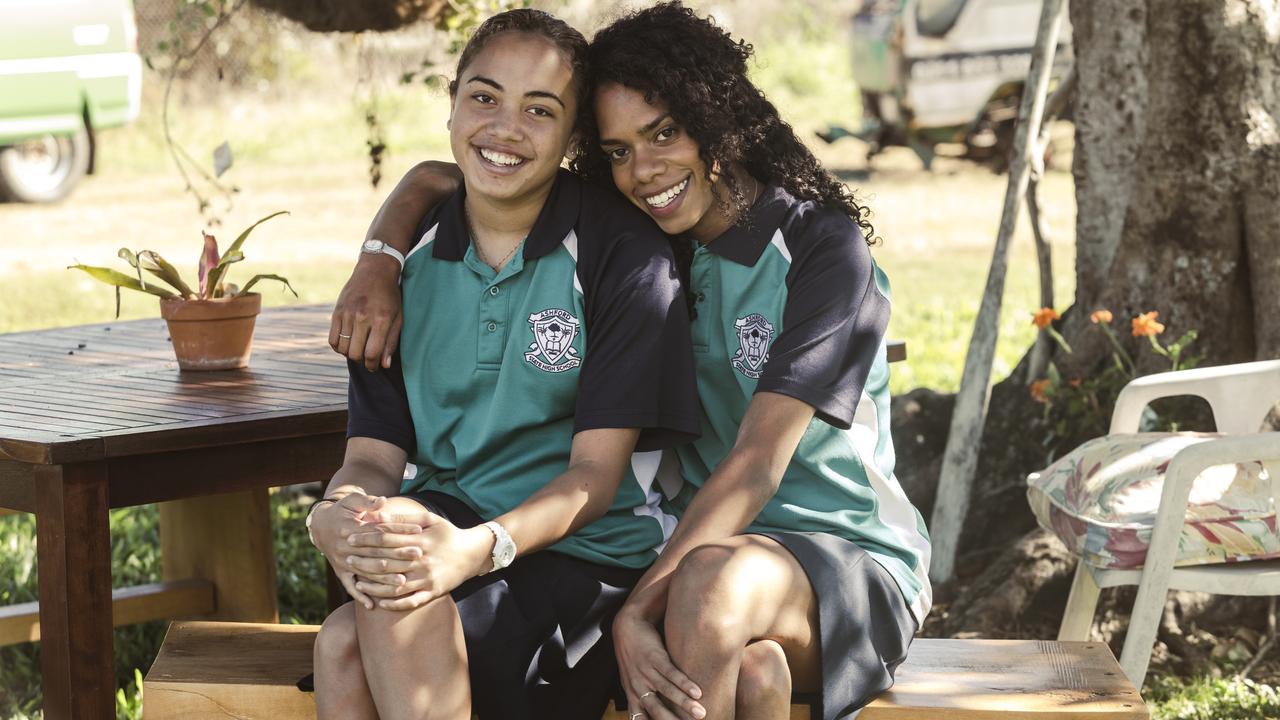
[333,4,931,718]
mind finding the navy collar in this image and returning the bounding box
[430,169,581,262]
[697,182,791,266]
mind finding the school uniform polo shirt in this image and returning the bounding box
[348,170,700,569]
[666,184,934,622]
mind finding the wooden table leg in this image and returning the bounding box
[159,488,279,623]
[35,462,114,719]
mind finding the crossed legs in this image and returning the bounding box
[314,599,470,720]
[664,535,822,720]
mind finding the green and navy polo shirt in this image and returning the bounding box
[664,184,934,622]
[347,170,700,569]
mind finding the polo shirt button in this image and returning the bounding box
[487,322,498,332]
[489,286,500,296]
[697,292,706,302]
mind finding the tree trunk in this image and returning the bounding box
[1081,0,1280,370]
[942,0,1280,572]
[1068,1,1148,309]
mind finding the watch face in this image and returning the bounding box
[496,542,516,568]
[362,239,383,253]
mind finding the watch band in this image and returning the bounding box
[362,239,406,270]
[481,520,516,574]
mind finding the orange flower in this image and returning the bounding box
[1031,307,1060,329]
[1090,309,1113,324]
[1030,379,1051,403]
[1131,311,1165,337]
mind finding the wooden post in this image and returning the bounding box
[929,0,1068,584]
[35,462,115,719]
[1027,68,1078,383]
[160,488,279,623]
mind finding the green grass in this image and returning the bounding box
[96,79,455,178]
[1146,674,1280,720]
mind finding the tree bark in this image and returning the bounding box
[1068,0,1148,310]
[1080,0,1279,372]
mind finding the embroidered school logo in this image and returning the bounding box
[731,313,774,379]
[525,308,582,373]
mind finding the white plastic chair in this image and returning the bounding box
[1053,359,1280,686]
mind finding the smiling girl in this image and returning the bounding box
[332,4,931,719]
[306,10,698,720]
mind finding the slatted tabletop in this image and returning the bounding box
[0,305,347,466]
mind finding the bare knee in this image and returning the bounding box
[736,640,791,708]
[666,543,753,651]
[315,602,361,675]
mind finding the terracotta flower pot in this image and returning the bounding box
[160,293,262,371]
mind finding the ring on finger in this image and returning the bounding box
[338,333,352,339]
[640,691,655,700]
[630,714,644,720]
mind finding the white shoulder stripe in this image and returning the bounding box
[769,229,792,264]
[405,224,438,262]
[562,229,583,294]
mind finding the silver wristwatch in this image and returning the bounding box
[361,239,406,271]
[481,520,516,574]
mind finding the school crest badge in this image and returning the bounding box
[731,313,774,379]
[525,308,581,373]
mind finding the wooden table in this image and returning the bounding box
[0,305,348,719]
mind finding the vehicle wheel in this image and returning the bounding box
[0,123,91,203]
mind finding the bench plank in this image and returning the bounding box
[145,622,317,719]
[860,639,1147,719]
[144,623,1148,720]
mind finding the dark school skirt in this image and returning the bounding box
[755,531,918,720]
[306,489,643,720]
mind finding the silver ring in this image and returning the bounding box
[630,714,644,720]
[338,333,352,339]
[640,691,655,700]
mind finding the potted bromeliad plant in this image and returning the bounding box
[70,211,294,371]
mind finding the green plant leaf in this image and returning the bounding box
[238,273,297,298]
[215,249,245,268]
[117,248,140,268]
[137,250,196,298]
[205,211,288,295]
[1168,329,1198,353]
[69,264,178,299]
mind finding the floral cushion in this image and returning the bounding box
[1026,433,1280,570]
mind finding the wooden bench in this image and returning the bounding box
[143,621,1149,718]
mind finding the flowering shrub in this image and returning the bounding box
[1028,307,1201,438]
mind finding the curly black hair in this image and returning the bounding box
[571,1,874,246]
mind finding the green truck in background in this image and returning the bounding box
[0,0,142,202]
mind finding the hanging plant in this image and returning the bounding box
[248,0,452,33]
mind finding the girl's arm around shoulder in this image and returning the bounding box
[331,160,463,371]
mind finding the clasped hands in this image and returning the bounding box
[310,494,495,611]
